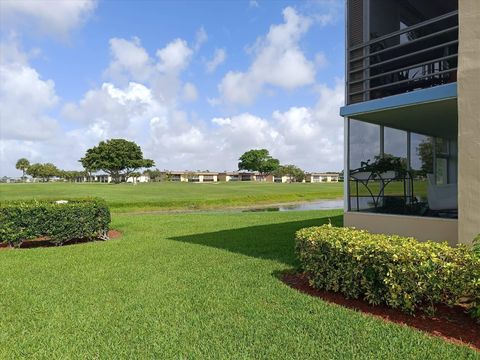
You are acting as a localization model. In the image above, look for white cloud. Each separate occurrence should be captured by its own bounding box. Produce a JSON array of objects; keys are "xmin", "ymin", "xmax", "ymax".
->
[
  {"xmin": 2, "ymin": 74, "xmax": 344, "ymax": 176},
  {"xmin": 211, "ymin": 117, "xmax": 231, "ymax": 126},
  {"xmin": 0, "ymin": 25, "xmax": 344, "ymax": 177},
  {"xmin": 0, "ymin": 0, "xmax": 97, "ymax": 38},
  {"xmin": 205, "ymin": 48, "xmax": 226, "ymax": 73},
  {"xmin": 194, "ymin": 26, "xmax": 208, "ymax": 51},
  {"xmin": 58, "ymin": 76, "xmax": 344, "ymax": 175},
  {"xmin": 0, "ymin": 41, "xmax": 60, "ymax": 142},
  {"xmin": 63, "ymin": 82, "xmax": 162, "ymax": 140},
  {"xmin": 182, "ymin": 83, "xmax": 198, "ymax": 102},
  {"xmin": 311, "ymin": 0, "xmax": 342, "ymax": 27},
  {"xmin": 156, "ymin": 38, "xmax": 193, "ymax": 74},
  {"xmin": 249, "ymin": 0, "xmax": 259, "ymax": 8},
  {"xmin": 102, "ymin": 36, "xmax": 195, "ymax": 104},
  {"xmin": 208, "ymin": 80, "xmax": 344, "ymax": 171},
  {"xmin": 0, "ymin": 37, "xmax": 29, "ymax": 65},
  {"xmin": 104, "ymin": 37, "xmax": 154, "ymax": 84},
  {"xmin": 218, "ymin": 7, "xmax": 315, "ymax": 105}
]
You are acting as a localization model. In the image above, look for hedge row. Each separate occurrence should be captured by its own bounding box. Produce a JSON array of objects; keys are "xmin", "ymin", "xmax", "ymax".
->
[
  {"xmin": 295, "ymin": 224, "xmax": 480, "ymax": 319},
  {"xmin": 0, "ymin": 198, "xmax": 110, "ymax": 247}
]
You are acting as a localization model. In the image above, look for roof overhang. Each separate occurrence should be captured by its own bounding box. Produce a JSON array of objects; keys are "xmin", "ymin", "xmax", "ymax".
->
[{"xmin": 340, "ymin": 83, "xmax": 458, "ymax": 139}]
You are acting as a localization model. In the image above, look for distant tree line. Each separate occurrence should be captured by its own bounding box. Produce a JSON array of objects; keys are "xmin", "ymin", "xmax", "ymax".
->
[
  {"xmin": 238, "ymin": 149, "xmax": 306, "ymax": 182},
  {"xmin": 15, "ymin": 139, "xmax": 154, "ymax": 184},
  {"xmin": 14, "ymin": 142, "xmax": 312, "ymax": 184}
]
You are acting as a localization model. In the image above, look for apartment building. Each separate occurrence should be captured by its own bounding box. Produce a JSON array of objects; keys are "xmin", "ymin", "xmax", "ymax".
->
[{"xmin": 340, "ymin": 0, "xmax": 479, "ymax": 245}]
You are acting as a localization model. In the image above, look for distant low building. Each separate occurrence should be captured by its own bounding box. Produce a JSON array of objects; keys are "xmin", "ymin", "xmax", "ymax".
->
[
  {"xmin": 68, "ymin": 170, "xmax": 340, "ymax": 184},
  {"xmin": 218, "ymin": 171, "xmax": 274, "ymax": 182},
  {"xmin": 305, "ymin": 172, "xmax": 340, "ymax": 183},
  {"xmin": 161, "ymin": 171, "xmax": 219, "ymax": 183},
  {"xmin": 126, "ymin": 175, "xmax": 150, "ymax": 183}
]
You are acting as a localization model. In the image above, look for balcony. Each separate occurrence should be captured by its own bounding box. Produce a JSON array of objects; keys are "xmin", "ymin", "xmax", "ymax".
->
[{"xmin": 348, "ymin": 10, "xmax": 458, "ymax": 104}]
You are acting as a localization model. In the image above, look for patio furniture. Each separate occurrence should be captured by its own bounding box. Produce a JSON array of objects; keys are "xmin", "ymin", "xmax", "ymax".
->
[{"xmin": 426, "ymin": 174, "xmax": 457, "ymax": 211}]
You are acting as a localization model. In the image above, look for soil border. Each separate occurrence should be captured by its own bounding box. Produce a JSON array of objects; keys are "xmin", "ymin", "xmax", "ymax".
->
[
  {"xmin": 0, "ymin": 229, "xmax": 122, "ymax": 250},
  {"xmin": 281, "ymin": 272, "xmax": 479, "ymax": 351}
]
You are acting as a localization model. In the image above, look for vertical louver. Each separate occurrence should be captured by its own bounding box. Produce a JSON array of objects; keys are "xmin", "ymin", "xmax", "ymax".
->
[
  {"xmin": 348, "ymin": 0, "xmax": 365, "ymax": 104},
  {"xmin": 348, "ymin": 0, "xmax": 364, "ymax": 47}
]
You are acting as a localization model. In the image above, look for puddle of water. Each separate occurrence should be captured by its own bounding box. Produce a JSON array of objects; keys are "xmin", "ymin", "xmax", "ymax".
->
[{"xmin": 243, "ymin": 199, "xmax": 344, "ymax": 212}]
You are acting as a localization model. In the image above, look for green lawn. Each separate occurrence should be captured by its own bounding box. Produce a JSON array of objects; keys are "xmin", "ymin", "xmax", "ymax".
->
[
  {"xmin": 0, "ymin": 181, "xmax": 343, "ymax": 212},
  {"xmin": 349, "ymin": 180, "xmax": 428, "ymax": 198},
  {"xmin": 0, "ymin": 210, "xmax": 477, "ymax": 359}
]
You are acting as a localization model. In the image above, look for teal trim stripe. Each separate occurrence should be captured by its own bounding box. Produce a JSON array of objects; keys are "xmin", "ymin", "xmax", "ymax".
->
[{"xmin": 340, "ymin": 83, "xmax": 457, "ymax": 117}]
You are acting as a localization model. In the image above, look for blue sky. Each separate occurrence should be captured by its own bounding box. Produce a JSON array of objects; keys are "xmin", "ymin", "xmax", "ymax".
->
[{"xmin": 0, "ymin": 0, "xmax": 345, "ymax": 176}]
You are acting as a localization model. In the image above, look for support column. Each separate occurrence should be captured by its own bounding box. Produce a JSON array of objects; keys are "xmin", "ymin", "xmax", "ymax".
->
[{"xmin": 458, "ymin": 0, "xmax": 480, "ymax": 245}]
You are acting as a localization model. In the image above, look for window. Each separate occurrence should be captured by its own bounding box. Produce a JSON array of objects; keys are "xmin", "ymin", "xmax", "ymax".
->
[
  {"xmin": 348, "ymin": 121, "xmax": 457, "ymax": 217},
  {"xmin": 384, "ymin": 127, "xmax": 407, "ymax": 159},
  {"xmin": 434, "ymin": 138, "xmax": 457, "ymax": 185},
  {"xmin": 349, "ymin": 120, "xmax": 381, "ymax": 170}
]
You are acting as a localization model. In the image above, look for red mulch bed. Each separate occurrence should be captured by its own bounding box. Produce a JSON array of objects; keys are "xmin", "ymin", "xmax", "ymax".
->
[
  {"xmin": 0, "ymin": 230, "xmax": 121, "ymax": 250},
  {"xmin": 281, "ymin": 272, "xmax": 480, "ymax": 351}
]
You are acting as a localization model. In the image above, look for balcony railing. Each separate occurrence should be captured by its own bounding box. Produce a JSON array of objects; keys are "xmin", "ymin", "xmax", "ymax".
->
[{"xmin": 347, "ymin": 11, "xmax": 458, "ymax": 104}]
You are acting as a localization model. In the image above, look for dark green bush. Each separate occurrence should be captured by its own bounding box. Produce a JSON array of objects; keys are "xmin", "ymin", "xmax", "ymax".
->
[
  {"xmin": 295, "ymin": 224, "xmax": 480, "ymax": 320},
  {"xmin": 473, "ymin": 234, "xmax": 480, "ymax": 257},
  {"xmin": 0, "ymin": 198, "xmax": 110, "ymax": 247}
]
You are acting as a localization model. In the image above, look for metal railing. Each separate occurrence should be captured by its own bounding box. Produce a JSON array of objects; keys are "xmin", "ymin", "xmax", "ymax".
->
[{"xmin": 347, "ymin": 10, "xmax": 458, "ymax": 104}]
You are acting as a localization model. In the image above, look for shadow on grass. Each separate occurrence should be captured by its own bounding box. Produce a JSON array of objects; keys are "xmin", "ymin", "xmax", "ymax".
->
[{"xmin": 170, "ymin": 214, "xmax": 343, "ymax": 266}]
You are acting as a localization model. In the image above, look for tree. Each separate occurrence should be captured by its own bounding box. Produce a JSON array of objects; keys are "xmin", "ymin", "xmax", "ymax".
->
[
  {"xmin": 129, "ymin": 171, "xmax": 142, "ymax": 185},
  {"xmin": 60, "ymin": 170, "xmax": 87, "ymax": 182},
  {"xmin": 25, "ymin": 163, "xmax": 59, "ymax": 182},
  {"xmin": 40, "ymin": 163, "xmax": 60, "ymax": 181},
  {"xmin": 238, "ymin": 149, "xmax": 279, "ymax": 175},
  {"xmin": 417, "ymin": 138, "xmax": 434, "ymax": 176},
  {"xmin": 26, "ymin": 163, "xmax": 42, "ymax": 180},
  {"xmin": 80, "ymin": 139, "xmax": 154, "ymax": 184},
  {"xmin": 274, "ymin": 164, "xmax": 305, "ymax": 182},
  {"xmin": 144, "ymin": 168, "xmax": 162, "ymax": 182},
  {"xmin": 15, "ymin": 158, "xmax": 30, "ymax": 181}
]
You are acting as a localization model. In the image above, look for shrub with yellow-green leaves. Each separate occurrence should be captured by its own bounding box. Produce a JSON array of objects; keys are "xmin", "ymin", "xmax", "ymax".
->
[{"xmin": 295, "ymin": 224, "xmax": 480, "ymax": 320}]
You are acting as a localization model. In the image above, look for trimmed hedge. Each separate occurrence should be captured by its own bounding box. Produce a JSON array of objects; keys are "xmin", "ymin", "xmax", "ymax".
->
[
  {"xmin": 295, "ymin": 224, "xmax": 480, "ymax": 319},
  {"xmin": 0, "ymin": 198, "xmax": 110, "ymax": 247},
  {"xmin": 473, "ymin": 234, "xmax": 480, "ymax": 257}
]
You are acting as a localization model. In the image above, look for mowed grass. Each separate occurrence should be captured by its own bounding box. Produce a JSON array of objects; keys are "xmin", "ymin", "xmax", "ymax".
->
[
  {"xmin": 349, "ymin": 180, "xmax": 428, "ymax": 198},
  {"xmin": 0, "ymin": 181, "xmax": 343, "ymax": 212},
  {"xmin": 0, "ymin": 210, "xmax": 477, "ymax": 359}
]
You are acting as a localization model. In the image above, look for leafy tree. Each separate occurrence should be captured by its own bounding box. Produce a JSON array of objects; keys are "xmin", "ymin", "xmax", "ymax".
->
[
  {"xmin": 284, "ymin": 165, "xmax": 306, "ymax": 182},
  {"xmin": 39, "ymin": 163, "xmax": 60, "ymax": 182},
  {"xmin": 274, "ymin": 165, "xmax": 305, "ymax": 182},
  {"xmin": 238, "ymin": 149, "xmax": 280, "ymax": 175},
  {"xmin": 80, "ymin": 139, "xmax": 154, "ymax": 183},
  {"xmin": 60, "ymin": 170, "xmax": 88, "ymax": 182},
  {"xmin": 15, "ymin": 158, "xmax": 30, "ymax": 181},
  {"xmin": 144, "ymin": 168, "xmax": 162, "ymax": 182},
  {"xmin": 26, "ymin": 163, "xmax": 59, "ymax": 182},
  {"xmin": 26, "ymin": 163, "xmax": 42, "ymax": 180},
  {"xmin": 417, "ymin": 138, "xmax": 434, "ymax": 176},
  {"xmin": 362, "ymin": 154, "xmax": 407, "ymax": 175}
]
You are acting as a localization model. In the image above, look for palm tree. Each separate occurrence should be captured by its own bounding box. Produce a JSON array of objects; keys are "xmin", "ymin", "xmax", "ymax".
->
[{"xmin": 15, "ymin": 158, "xmax": 30, "ymax": 182}]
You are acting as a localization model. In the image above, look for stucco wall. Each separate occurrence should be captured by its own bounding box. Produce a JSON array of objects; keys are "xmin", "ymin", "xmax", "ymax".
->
[
  {"xmin": 458, "ymin": 0, "xmax": 480, "ymax": 245},
  {"xmin": 344, "ymin": 212, "xmax": 458, "ymax": 246}
]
